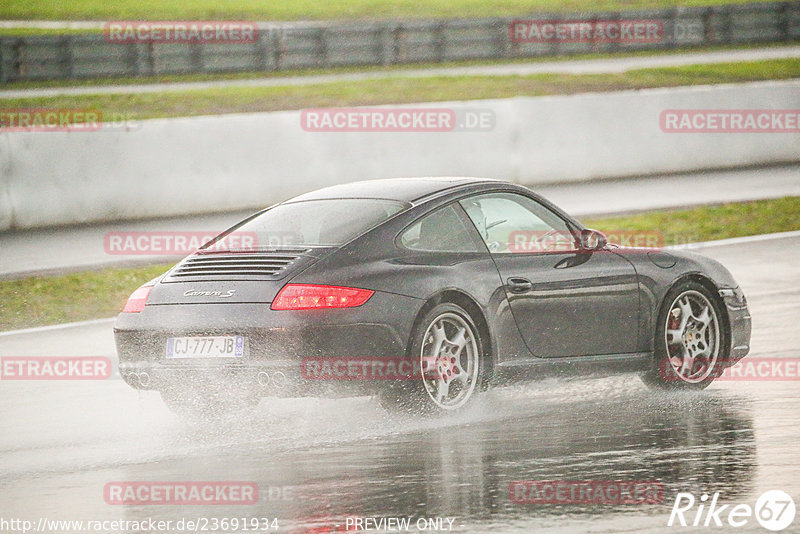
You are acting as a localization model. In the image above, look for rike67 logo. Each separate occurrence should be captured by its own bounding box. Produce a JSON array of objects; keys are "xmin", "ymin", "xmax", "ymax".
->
[{"xmin": 668, "ymin": 490, "xmax": 796, "ymax": 531}]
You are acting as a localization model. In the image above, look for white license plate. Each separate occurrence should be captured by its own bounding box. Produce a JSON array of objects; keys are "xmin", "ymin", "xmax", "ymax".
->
[{"xmin": 166, "ymin": 336, "xmax": 245, "ymax": 359}]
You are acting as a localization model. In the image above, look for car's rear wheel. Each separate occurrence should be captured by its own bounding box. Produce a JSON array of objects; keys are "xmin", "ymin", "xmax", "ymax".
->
[
  {"xmin": 642, "ymin": 281, "xmax": 725, "ymax": 390},
  {"xmin": 379, "ymin": 303, "xmax": 483, "ymax": 413}
]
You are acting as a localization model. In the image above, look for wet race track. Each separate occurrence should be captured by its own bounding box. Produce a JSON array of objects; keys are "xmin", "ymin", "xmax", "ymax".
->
[{"xmin": 1, "ymin": 235, "xmax": 798, "ymax": 534}]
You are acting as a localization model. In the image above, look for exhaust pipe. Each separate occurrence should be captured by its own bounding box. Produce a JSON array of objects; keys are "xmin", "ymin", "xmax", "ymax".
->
[
  {"xmin": 138, "ymin": 372, "xmax": 150, "ymax": 388},
  {"xmin": 272, "ymin": 371, "xmax": 287, "ymax": 388},
  {"xmin": 257, "ymin": 371, "xmax": 270, "ymax": 387}
]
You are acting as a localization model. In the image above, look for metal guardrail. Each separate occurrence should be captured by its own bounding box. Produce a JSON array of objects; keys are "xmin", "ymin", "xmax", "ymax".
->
[{"xmin": 1, "ymin": 1, "xmax": 798, "ymax": 82}]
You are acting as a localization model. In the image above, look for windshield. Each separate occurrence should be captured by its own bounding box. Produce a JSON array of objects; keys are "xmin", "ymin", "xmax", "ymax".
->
[{"xmin": 211, "ymin": 199, "xmax": 407, "ymax": 249}]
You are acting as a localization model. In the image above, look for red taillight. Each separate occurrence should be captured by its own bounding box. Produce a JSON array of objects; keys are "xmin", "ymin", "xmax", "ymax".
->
[
  {"xmin": 122, "ymin": 285, "xmax": 153, "ymax": 313},
  {"xmin": 271, "ymin": 284, "xmax": 374, "ymax": 310}
]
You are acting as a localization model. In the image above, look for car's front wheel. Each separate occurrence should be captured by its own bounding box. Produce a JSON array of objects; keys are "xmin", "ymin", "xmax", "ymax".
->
[
  {"xmin": 379, "ymin": 303, "xmax": 483, "ymax": 413},
  {"xmin": 642, "ymin": 281, "xmax": 725, "ymax": 390}
]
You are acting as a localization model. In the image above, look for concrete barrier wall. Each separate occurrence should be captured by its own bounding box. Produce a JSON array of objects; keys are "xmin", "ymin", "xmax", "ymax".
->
[
  {"xmin": 0, "ymin": 134, "xmax": 11, "ymax": 230},
  {"xmin": 1, "ymin": 80, "xmax": 799, "ymax": 231}
]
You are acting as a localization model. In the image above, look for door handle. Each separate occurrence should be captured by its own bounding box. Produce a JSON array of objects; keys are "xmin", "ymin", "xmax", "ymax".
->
[{"xmin": 507, "ymin": 277, "xmax": 532, "ymax": 293}]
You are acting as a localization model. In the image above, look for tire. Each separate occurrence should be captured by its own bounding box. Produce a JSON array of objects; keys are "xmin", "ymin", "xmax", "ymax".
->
[
  {"xmin": 379, "ymin": 303, "xmax": 484, "ymax": 413},
  {"xmin": 642, "ymin": 280, "xmax": 727, "ymax": 390}
]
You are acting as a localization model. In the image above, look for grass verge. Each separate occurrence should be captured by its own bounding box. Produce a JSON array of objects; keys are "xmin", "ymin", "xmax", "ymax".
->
[
  {"xmin": 0, "ymin": 0, "xmax": 772, "ymax": 22},
  {"xmin": 2, "ymin": 58, "xmax": 798, "ymax": 121},
  {"xmin": 1, "ymin": 196, "xmax": 798, "ymax": 332},
  {"xmin": 0, "ymin": 263, "xmax": 172, "ymax": 331},
  {"xmin": 582, "ymin": 196, "xmax": 800, "ymax": 246}
]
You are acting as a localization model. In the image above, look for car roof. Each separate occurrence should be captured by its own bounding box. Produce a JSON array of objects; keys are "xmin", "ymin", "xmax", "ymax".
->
[{"xmin": 285, "ymin": 177, "xmax": 503, "ymax": 203}]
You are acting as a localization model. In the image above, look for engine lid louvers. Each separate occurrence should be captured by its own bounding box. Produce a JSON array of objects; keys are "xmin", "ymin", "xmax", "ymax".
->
[{"xmin": 163, "ymin": 249, "xmax": 310, "ymax": 282}]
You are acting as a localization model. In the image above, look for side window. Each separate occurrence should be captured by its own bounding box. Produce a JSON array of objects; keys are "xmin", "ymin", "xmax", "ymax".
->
[
  {"xmin": 459, "ymin": 193, "xmax": 578, "ymax": 254},
  {"xmin": 399, "ymin": 204, "xmax": 483, "ymax": 252}
]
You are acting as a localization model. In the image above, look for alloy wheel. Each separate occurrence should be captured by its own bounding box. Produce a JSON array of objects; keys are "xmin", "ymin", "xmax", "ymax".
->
[
  {"xmin": 664, "ymin": 290, "xmax": 721, "ymax": 384},
  {"xmin": 419, "ymin": 312, "xmax": 480, "ymax": 409}
]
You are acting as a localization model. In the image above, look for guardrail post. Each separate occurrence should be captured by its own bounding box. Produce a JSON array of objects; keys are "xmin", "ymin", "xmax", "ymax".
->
[
  {"xmin": 11, "ymin": 38, "xmax": 23, "ymax": 82},
  {"xmin": 434, "ymin": 22, "xmax": 446, "ymax": 62},
  {"xmin": 778, "ymin": 2, "xmax": 790, "ymax": 42},
  {"xmin": 610, "ymin": 13, "xmax": 623, "ymax": 54},
  {"xmin": 721, "ymin": 5, "xmax": 733, "ymax": 44},
  {"xmin": 553, "ymin": 15, "xmax": 566, "ymax": 56},
  {"xmin": 378, "ymin": 25, "xmax": 392, "ymax": 65},
  {"xmin": 0, "ymin": 39, "xmax": 6, "ymax": 83},
  {"xmin": 507, "ymin": 19, "xmax": 521, "ymax": 58},
  {"xmin": 588, "ymin": 16, "xmax": 599, "ymax": 54},
  {"xmin": 667, "ymin": 9, "xmax": 679, "ymax": 49},
  {"xmin": 272, "ymin": 29, "xmax": 284, "ymax": 70},
  {"xmin": 59, "ymin": 36, "xmax": 74, "ymax": 79},
  {"xmin": 189, "ymin": 42, "xmax": 203, "ymax": 74},
  {"xmin": 125, "ymin": 40, "xmax": 139, "ymax": 76},
  {"xmin": 317, "ymin": 28, "xmax": 329, "ymax": 68},
  {"xmin": 701, "ymin": 7, "xmax": 713, "ymax": 45},
  {"xmin": 393, "ymin": 25, "xmax": 405, "ymax": 64},
  {"xmin": 257, "ymin": 28, "xmax": 272, "ymax": 71},
  {"xmin": 144, "ymin": 42, "xmax": 155, "ymax": 76},
  {"xmin": 494, "ymin": 19, "xmax": 510, "ymax": 59}
]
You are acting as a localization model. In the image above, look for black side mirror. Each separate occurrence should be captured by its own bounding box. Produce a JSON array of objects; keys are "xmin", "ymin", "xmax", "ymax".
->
[{"xmin": 580, "ymin": 228, "xmax": 607, "ymax": 251}]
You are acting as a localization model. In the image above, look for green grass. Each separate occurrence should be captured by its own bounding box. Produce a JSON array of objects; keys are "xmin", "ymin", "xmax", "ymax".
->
[
  {"xmin": 2, "ymin": 58, "xmax": 798, "ymax": 122},
  {"xmin": 1, "ymin": 196, "xmax": 798, "ymax": 332},
  {"xmin": 0, "ymin": 264, "xmax": 172, "ymax": 331},
  {"xmin": 0, "ymin": 27, "xmax": 109, "ymax": 36},
  {"xmin": 583, "ymin": 196, "xmax": 800, "ymax": 246},
  {"xmin": 0, "ymin": 0, "xmax": 774, "ymax": 22}
]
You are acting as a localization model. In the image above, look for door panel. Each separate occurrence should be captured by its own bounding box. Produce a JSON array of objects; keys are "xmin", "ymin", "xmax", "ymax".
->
[
  {"xmin": 492, "ymin": 251, "xmax": 640, "ymax": 357},
  {"xmin": 459, "ymin": 192, "xmax": 640, "ymax": 358}
]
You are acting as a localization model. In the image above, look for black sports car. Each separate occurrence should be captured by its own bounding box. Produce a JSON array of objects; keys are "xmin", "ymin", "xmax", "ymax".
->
[{"xmin": 114, "ymin": 178, "xmax": 751, "ymax": 415}]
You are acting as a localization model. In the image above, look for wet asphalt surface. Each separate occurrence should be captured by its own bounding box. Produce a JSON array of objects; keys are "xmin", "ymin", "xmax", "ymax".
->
[{"xmin": 1, "ymin": 236, "xmax": 798, "ymax": 533}]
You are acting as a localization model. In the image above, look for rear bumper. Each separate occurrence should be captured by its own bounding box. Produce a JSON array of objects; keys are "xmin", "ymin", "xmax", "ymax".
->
[
  {"xmin": 117, "ymin": 359, "xmax": 392, "ymax": 397},
  {"xmin": 114, "ymin": 291, "xmax": 423, "ymax": 396}
]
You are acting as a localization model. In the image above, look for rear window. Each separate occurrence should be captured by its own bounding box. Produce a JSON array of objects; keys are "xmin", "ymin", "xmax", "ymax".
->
[{"xmin": 220, "ymin": 199, "xmax": 406, "ymax": 247}]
